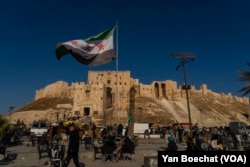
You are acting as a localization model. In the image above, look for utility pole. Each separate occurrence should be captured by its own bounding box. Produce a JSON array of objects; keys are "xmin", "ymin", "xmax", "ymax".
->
[
  {"xmin": 171, "ymin": 53, "xmax": 195, "ymax": 134},
  {"xmin": 128, "ymin": 87, "xmax": 136, "ymax": 137}
]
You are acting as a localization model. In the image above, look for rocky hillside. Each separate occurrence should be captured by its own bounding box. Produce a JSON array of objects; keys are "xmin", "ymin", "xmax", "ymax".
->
[
  {"xmin": 6, "ymin": 93, "xmax": 250, "ymax": 127},
  {"xmin": 134, "ymin": 92, "xmax": 250, "ymax": 127},
  {"xmin": 14, "ymin": 97, "xmax": 73, "ymax": 112}
]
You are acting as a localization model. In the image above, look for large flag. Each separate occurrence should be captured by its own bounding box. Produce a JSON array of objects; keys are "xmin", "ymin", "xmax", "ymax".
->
[{"xmin": 55, "ymin": 26, "xmax": 116, "ymax": 66}]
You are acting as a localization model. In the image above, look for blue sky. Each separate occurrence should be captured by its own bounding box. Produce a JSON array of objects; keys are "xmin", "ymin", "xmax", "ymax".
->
[{"xmin": 1, "ymin": 0, "xmax": 250, "ymax": 114}]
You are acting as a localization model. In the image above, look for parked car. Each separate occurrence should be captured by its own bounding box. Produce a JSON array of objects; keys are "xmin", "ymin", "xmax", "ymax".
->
[{"xmin": 30, "ymin": 121, "xmax": 48, "ymax": 146}]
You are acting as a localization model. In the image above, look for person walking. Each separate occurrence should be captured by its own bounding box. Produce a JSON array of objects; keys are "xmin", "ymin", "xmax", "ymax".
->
[
  {"xmin": 166, "ymin": 136, "xmax": 178, "ymax": 151},
  {"xmin": 234, "ymin": 127, "xmax": 242, "ymax": 150},
  {"xmin": 195, "ymin": 135, "xmax": 203, "ymax": 151},
  {"xmin": 63, "ymin": 123, "xmax": 80, "ymax": 167},
  {"xmin": 186, "ymin": 136, "xmax": 196, "ymax": 151}
]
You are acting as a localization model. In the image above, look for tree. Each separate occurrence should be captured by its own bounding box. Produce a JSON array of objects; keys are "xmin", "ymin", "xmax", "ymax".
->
[
  {"xmin": 0, "ymin": 115, "xmax": 11, "ymax": 140},
  {"xmin": 238, "ymin": 62, "xmax": 250, "ymax": 96}
]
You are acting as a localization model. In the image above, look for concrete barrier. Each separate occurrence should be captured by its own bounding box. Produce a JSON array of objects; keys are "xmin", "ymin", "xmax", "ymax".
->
[
  {"xmin": 144, "ymin": 156, "xmax": 158, "ymax": 167},
  {"xmin": 138, "ymin": 138, "xmax": 166, "ymax": 145},
  {"xmin": 138, "ymin": 134, "xmax": 161, "ymax": 139}
]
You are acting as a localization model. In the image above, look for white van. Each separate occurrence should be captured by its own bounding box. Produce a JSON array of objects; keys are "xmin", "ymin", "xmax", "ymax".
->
[
  {"xmin": 122, "ymin": 122, "xmax": 149, "ymax": 136},
  {"xmin": 30, "ymin": 121, "xmax": 48, "ymax": 137}
]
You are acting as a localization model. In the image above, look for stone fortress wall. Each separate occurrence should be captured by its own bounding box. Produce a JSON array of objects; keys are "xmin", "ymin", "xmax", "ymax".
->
[{"xmin": 35, "ymin": 71, "xmax": 250, "ymax": 122}]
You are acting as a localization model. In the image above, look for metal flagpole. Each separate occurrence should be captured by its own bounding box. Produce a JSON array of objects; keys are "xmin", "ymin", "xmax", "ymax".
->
[{"xmin": 115, "ymin": 21, "xmax": 119, "ymax": 123}]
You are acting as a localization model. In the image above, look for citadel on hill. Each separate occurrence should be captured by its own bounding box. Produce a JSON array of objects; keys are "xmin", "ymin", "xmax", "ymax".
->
[{"xmin": 11, "ymin": 71, "xmax": 250, "ymax": 126}]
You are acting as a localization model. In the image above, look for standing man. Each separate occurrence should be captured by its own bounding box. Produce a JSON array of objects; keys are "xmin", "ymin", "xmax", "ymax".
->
[
  {"xmin": 234, "ymin": 127, "xmax": 242, "ymax": 150},
  {"xmin": 63, "ymin": 123, "xmax": 80, "ymax": 167},
  {"xmin": 91, "ymin": 123, "xmax": 96, "ymax": 142}
]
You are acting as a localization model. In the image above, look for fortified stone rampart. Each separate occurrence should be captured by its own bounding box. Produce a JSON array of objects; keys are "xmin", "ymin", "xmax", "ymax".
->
[
  {"xmin": 140, "ymin": 84, "xmax": 154, "ymax": 98},
  {"xmin": 34, "ymin": 71, "xmax": 249, "ymax": 122},
  {"xmin": 35, "ymin": 81, "xmax": 69, "ymax": 100}
]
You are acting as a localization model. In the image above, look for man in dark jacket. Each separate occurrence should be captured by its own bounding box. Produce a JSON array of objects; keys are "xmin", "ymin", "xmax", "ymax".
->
[
  {"xmin": 166, "ymin": 136, "xmax": 178, "ymax": 151},
  {"xmin": 63, "ymin": 123, "xmax": 80, "ymax": 167},
  {"xmin": 186, "ymin": 136, "xmax": 196, "ymax": 151}
]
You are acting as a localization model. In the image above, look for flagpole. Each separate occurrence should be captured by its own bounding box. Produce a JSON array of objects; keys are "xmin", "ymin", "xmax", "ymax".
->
[{"xmin": 115, "ymin": 21, "xmax": 119, "ymax": 123}]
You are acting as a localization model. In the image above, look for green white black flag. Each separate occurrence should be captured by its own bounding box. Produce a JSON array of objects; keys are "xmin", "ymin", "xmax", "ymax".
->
[{"xmin": 55, "ymin": 26, "xmax": 116, "ymax": 66}]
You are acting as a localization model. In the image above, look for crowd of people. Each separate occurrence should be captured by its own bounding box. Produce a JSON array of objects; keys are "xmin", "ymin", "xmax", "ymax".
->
[
  {"xmin": 32, "ymin": 121, "xmax": 134, "ymax": 166},
  {"xmin": 2, "ymin": 119, "xmax": 249, "ymax": 166},
  {"xmin": 164, "ymin": 123, "xmax": 249, "ymax": 151},
  {"xmin": 0, "ymin": 120, "xmax": 27, "ymax": 146}
]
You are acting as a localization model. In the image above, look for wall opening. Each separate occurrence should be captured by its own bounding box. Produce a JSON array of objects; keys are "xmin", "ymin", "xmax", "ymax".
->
[
  {"xmin": 161, "ymin": 83, "xmax": 166, "ymax": 98},
  {"xmin": 83, "ymin": 107, "xmax": 90, "ymax": 116},
  {"xmin": 106, "ymin": 87, "xmax": 112, "ymax": 108},
  {"xmin": 154, "ymin": 82, "xmax": 159, "ymax": 99}
]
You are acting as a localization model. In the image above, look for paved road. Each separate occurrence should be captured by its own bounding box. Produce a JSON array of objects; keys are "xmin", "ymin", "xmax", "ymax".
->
[
  {"xmin": 8, "ymin": 136, "xmax": 250, "ymax": 167},
  {"xmin": 2, "ymin": 137, "xmax": 178, "ymax": 167}
]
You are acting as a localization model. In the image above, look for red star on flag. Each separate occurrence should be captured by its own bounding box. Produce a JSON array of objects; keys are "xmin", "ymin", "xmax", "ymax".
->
[
  {"xmin": 85, "ymin": 44, "xmax": 91, "ymax": 51},
  {"xmin": 98, "ymin": 43, "xmax": 104, "ymax": 51},
  {"xmin": 71, "ymin": 40, "xmax": 78, "ymax": 46}
]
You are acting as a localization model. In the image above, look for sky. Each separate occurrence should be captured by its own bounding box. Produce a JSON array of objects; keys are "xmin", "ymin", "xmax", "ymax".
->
[{"xmin": 1, "ymin": 0, "xmax": 250, "ymax": 114}]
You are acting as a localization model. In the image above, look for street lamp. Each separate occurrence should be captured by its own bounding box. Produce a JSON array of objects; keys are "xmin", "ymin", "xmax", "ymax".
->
[
  {"xmin": 171, "ymin": 53, "xmax": 195, "ymax": 134},
  {"xmin": 9, "ymin": 106, "xmax": 15, "ymax": 122}
]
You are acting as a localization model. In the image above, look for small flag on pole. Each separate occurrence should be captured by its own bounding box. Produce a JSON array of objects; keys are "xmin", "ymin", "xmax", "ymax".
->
[{"xmin": 55, "ymin": 26, "xmax": 116, "ymax": 66}]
